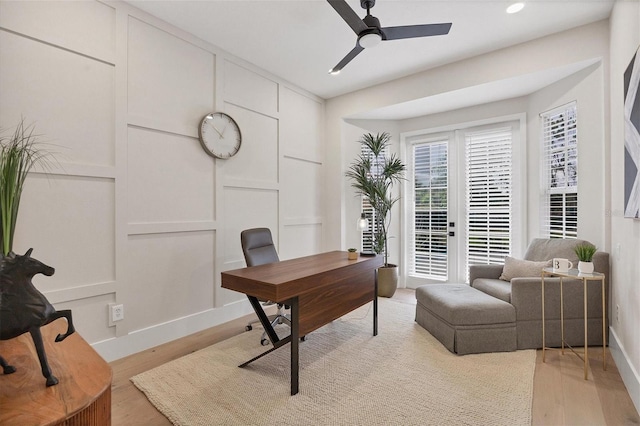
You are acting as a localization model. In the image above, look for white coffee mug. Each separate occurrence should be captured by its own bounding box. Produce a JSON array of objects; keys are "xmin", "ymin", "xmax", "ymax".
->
[{"xmin": 552, "ymin": 258, "xmax": 573, "ymax": 272}]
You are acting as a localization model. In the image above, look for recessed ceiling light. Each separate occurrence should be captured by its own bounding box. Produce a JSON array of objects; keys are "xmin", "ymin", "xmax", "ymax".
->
[{"xmin": 506, "ymin": 2, "xmax": 525, "ymax": 14}]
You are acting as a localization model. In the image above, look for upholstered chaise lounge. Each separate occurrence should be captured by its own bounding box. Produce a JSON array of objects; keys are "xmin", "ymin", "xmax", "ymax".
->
[{"xmin": 416, "ymin": 238, "xmax": 610, "ymax": 354}]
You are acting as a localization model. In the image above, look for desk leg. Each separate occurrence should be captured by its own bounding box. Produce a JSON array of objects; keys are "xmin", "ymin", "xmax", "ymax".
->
[
  {"xmin": 247, "ymin": 296, "xmax": 280, "ymax": 345},
  {"xmin": 584, "ymin": 278, "xmax": 588, "ymax": 380},
  {"xmin": 290, "ymin": 297, "xmax": 299, "ymax": 396},
  {"xmin": 542, "ymin": 274, "xmax": 545, "ymax": 363},
  {"xmin": 602, "ymin": 277, "xmax": 607, "ymax": 371},
  {"xmin": 561, "ymin": 278, "xmax": 564, "ymax": 355},
  {"xmin": 374, "ymin": 268, "xmax": 378, "ymax": 337}
]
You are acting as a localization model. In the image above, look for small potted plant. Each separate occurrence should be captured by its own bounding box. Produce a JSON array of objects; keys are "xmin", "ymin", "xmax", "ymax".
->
[
  {"xmin": 347, "ymin": 248, "xmax": 358, "ymax": 260},
  {"xmin": 574, "ymin": 243, "xmax": 597, "ymax": 273}
]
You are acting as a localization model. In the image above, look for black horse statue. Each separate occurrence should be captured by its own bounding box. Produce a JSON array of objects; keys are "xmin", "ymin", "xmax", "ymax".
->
[{"xmin": 0, "ymin": 249, "xmax": 75, "ymax": 386}]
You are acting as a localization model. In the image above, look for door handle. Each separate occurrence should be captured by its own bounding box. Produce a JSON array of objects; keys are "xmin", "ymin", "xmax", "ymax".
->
[{"xmin": 448, "ymin": 231, "xmax": 455, "ymax": 237}]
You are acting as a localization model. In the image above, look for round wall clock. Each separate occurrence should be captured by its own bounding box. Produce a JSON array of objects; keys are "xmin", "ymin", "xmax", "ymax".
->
[{"xmin": 198, "ymin": 112, "xmax": 242, "ymax": 159}]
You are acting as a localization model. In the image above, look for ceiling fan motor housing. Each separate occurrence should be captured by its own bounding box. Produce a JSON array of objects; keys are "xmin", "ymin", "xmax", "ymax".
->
[{"xmin": 360, "ymin": 0, "xmax": 376, "ymax": 10}]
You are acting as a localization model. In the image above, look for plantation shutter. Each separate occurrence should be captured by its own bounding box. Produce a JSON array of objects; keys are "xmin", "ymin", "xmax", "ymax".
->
[
  {"xmin": 409, "ymin": 141, "xmax": 448, "ymax": 280},
  {"xmin": 541, "ymin": 102, "xmax": 578, "ymax": 239},
  {"xmin": 465, "ymin": 127, "xmax": 512, "ymax": 270}
]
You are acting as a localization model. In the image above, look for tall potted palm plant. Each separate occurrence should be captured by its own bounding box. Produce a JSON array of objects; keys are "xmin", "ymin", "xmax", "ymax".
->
[{"xmin": 346, "ymin": 132, "xmax": 405, "ymax": 297}]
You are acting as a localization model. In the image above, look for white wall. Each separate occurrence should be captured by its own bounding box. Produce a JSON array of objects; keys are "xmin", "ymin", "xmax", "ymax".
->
[
  {"xmin": 608, "ymin": 0, "xmax": 640, "ymax": 412},
  {"xmin": 0, "ymin": 0, "xmax": 324, "ymax": 361}
]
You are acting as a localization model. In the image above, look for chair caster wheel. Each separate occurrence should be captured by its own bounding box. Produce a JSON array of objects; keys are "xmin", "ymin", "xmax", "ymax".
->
[
  {"xmin": 261, "ymin": 338, "xmax": 270, "ymax": 346},
  {"xmin": 301, "ymin": 336, "xmax": 306, "ymax": 342},
  {"xmin": 245, "ymin": 325, "xmax": 252, "ymax": 331}
]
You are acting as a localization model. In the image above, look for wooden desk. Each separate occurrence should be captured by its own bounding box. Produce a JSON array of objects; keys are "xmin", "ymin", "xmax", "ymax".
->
[
  {"xmin": 0, "ymin": 320, "xmax": 112, "ymax": 425},
  {"xmin": 221, "ymin": 250, "xmax": 382, "ymax": 395}
]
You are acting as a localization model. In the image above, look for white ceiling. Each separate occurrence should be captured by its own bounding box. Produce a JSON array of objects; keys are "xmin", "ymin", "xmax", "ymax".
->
[{"xmin": 128, "ymin": 0, "xmax": 614, "ymax": 102}]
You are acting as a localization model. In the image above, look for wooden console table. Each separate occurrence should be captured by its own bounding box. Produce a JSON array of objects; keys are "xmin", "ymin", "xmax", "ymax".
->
[{"xmin": 0, "ymin": 320, "xmax": 112, "ymax": 425}]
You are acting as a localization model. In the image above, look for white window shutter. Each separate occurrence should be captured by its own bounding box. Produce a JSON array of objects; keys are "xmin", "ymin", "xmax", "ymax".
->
[
  {"xmin": 541, "ymin": 102, "xmax": 578, "ymax": 239},
  {"xmin": 465, "ymin": 127, "xmax": 513, "ymax": 270}
]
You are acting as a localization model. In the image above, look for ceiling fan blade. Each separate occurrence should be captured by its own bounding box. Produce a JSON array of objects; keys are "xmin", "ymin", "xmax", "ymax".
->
[
  {"xmin": 327, "ymin": 0, "xmax": 368, "ymax": 35},
  {"xmin": 382, "ymin": 23, "xmax": 452, "ymax": 41},
  {"xmin": 330, "ymin": 44, "xmax": 365, "ymax": 73}
]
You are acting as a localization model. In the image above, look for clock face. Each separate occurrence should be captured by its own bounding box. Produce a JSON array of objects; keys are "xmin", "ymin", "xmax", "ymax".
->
[{"xmin": 198, "ymin": 112, "xmax": 242, "ymax": 159}]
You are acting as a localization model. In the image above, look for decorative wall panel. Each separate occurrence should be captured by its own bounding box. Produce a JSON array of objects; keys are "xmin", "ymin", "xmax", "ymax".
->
[
  {"xmin": 0, "ymin": 0, "xmax": 115, "ymax": 63},
  {"xmin": 128, "ymin": 127, "xmax": 215, "ymax": 224},
  {"xmin": 128, "ymin": 17, "xmax": 214, "ymax": 137},
  {"xmin": 224, "ymin": 60, "xmax": 278, "ymax": 117},
  {"xmin": 54, "ymin": 293, "xmax": 116, "ymax": 343},
  {"xmin": 281, "ymin": 157, "xmax": 322, "ymax": 220},
  {"xmin": 280, "ymin": 87, "xmax": 323, "ymax": 163},
  {"xmin": 13, "ymin": 174, "xmax": 115, "ymax": 291},
  {"xmin": 0, "ymin": 32, "xmax": 115, "ymax": 167},
  {"xmin": 280, "ymin": 224, "xmax": 322, "ymax": 261},
  {"xmin": 222, "ymin": 187, "xmax": 279, "ymax": 265},
  {"xmin": 223, "ymin": 103, "xmax": 279, "ymax": 184},
  {"xmin": 127, "ymin": 231, "xmax": 215, "ymax": 331}
]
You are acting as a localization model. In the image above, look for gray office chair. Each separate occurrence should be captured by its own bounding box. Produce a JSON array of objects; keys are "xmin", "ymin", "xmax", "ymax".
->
[{"xmin": 241, "ymin": 228, "xmax": 291, "ymax": 346}]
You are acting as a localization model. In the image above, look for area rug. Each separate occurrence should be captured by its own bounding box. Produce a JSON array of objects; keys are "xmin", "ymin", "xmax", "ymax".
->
[{"xmin": 131, "ymin": 298, "xmax": 535, "ymax": 426}]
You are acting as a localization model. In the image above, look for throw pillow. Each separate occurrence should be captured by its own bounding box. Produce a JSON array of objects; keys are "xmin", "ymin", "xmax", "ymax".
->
[{"xmin": 499, "ymin": 257, "xmax": 551, "ymax": 281}]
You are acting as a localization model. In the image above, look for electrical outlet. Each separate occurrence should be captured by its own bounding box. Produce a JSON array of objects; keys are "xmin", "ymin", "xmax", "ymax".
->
[
  {"xmin": 109, "ymin": 303, "xmax": 124, "ymax": 326},
  {"xmin": 616, "ymin": 304, "xmax": 620, "ymax": 325}
]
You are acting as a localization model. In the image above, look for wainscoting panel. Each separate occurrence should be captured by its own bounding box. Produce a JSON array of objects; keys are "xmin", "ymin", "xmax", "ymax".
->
[
  {"xmin": 281, "ymin": 156, "xmax": 322, "ymax": 221},
  {"xmin": 13, "ymin": 174, "xmax": 116, "ymax": 290},
  {"xmin": 127, "ymin": 126, "xmax": 215, "ymax": 224},
  {"xmin": 127, "ymin": 231, "xmax": 215, "ymax": 332},
  {"xmin": 224, "ymin": 60, "xmax": 278, "ymax": 117},
  {"xmin": 53, "ymin": 293, "xmax": 117, "ymax": 343},
  {"xmin": 222, "ymin": 187, "xmax": 279, "ymax": 265},
  {"xmin": 222, "ymin": 103, "xmax": 279, "ymax": 184},
  {"xmin": 280, "ymin": 223, "xmax": 323, "ymax": 261},
  {"xmin": 0, "ymin": 31, "xmax": 115, "ymax": 167},
  {"xmin": 280, "ymin": 87, "xmax": 323, "ymax": 163},
  {"xmin": 0, "ymin": 0, "xmax": 115, "ymax": 63},
  {"xmin": 127, "ymin": 17, "xmax": 214, "ymax": 137}
]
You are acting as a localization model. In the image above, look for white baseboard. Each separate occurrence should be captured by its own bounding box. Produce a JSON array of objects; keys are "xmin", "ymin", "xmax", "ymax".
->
[
  {"xmin": 609, "ymin": 327, "xmax": 640, "ymax": 414},
  {"xmin": 91, "ymin": 300, "xmax": 255, "ymax": 362}
]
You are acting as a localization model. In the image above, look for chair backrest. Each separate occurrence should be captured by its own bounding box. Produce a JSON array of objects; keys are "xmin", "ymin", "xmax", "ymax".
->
[{"xmin": 241, "ymin": 228, "xmax": 279, "ymax": 267}]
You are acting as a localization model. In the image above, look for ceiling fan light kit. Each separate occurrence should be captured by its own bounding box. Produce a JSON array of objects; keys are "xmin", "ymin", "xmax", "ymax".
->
[{"xmin": 327, "ymin": 0, "xmax": 452, "ymax": 73}]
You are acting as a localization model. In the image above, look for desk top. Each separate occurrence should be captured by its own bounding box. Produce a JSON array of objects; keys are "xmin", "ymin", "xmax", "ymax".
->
[
  {"xmin": 221, "ymin": 251, "xmax": 382, "ymax": 302},
  {"xmin": 542, "ymin": 267, "xmax": 604, "ymax": 280}
]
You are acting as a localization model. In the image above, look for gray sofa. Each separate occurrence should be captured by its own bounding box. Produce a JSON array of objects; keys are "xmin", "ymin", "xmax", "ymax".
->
[
  {"xmin": 415, "ymin": 238, "xmax": 609, "ymax": 354},
  {"xmin": 470, "ymin": 238, "xmax": 610, "ymax": 349}
]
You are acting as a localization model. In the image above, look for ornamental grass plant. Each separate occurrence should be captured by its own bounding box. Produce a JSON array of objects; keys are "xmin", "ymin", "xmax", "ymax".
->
[{"xmin": 0, "ymin": 119, "xmax": 50, "ymax": 256}]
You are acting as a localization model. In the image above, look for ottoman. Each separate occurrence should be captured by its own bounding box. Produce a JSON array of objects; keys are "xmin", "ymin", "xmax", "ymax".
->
[{"xmin": 415, "ymin": 284, "xmax": 517, "ymax": 355}]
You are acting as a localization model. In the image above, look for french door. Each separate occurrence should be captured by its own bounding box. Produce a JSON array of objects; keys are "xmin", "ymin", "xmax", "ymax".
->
[
  {"xmin": 403, "ymin": 121, "xmax": 521, "ymax": 288},
  {"xmin": 405, "ymin": 134, "xmax": 457, "ymax": 287}
]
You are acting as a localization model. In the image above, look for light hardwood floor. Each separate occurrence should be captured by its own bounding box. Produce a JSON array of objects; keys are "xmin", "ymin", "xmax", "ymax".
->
[{"xmin": 110, "ymin": 289, "xmax": 640, "ymax": 425}]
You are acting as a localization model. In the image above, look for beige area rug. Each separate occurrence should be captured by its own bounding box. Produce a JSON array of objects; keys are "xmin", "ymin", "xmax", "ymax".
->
[{"xmin": 131, "ymin": 298, "xmax": 535, "ymax": 426}]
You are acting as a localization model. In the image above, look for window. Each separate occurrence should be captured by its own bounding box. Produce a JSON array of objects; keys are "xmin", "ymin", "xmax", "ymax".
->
[
  {"xmin": 465, "ymin": 127, "xmax": 513, "ymax": 269},
  {"xmin": 541, "ymin": 103, "xmax": 578, "ymax": 239}
]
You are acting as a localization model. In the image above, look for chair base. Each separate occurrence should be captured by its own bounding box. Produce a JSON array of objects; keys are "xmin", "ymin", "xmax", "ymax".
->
[{"xmin": 246, "ymin": 303, "xmax": 291, "ymax": 345}]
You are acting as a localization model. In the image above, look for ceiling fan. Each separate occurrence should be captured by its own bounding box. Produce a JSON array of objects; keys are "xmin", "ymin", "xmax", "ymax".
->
[{"xmin": 327, "ymin": 0, "xmax": 452, "ymax": 74}]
